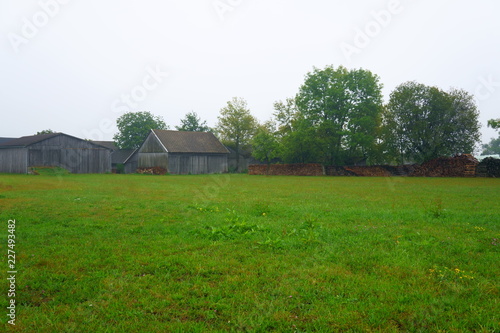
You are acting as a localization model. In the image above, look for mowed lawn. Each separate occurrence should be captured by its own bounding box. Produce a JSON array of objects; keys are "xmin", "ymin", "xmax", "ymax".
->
[{"xmin": 0, "ymin": 173, "xmax": 499, "ymax": 332}]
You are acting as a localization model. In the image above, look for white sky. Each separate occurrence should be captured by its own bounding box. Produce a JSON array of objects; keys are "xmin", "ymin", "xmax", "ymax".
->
[{"xmin": 1, "ymin": 0, "xmax": 499, "ymax": 145}]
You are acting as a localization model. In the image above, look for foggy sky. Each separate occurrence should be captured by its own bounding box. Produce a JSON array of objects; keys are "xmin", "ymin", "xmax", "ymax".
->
[{"xmin": 1, "ymin": 0, "xmax": 499, "ymax": 147}]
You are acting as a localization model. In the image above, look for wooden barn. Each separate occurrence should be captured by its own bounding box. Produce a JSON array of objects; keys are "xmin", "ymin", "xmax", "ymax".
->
[
  {"xmin": 137, "ymin": 130, "xmax": 229, "ymax": 174},
  {"xmin": 0, "ymin": 133, "xmax": 112, "ymax": 174}
]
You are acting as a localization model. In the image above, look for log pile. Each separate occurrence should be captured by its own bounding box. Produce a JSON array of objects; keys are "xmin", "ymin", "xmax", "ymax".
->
[
  {"xmin": 343, "ymin": 166, "xmax": 392, "ymax": 177},
  {"xmin": 381, "ymin": 165, "xmax": 418, "ymax": 177},
  {"xmin": 411, "ymin": 154, "xmax": 478, "ymax": 177},
  {"xmin": 136, "ymin": 167, "xmax": 168, "ymax": 175},
  {"xmin": 248, "ymin": 164, "xmax": 324, "ymax": 176},
  {"xmin": 325, "ymin": 166, "xmax": 357, "ymax": 176},
  {"xmin": 477, "ymin": 157, "xmax": 500, "ymax": 177}
]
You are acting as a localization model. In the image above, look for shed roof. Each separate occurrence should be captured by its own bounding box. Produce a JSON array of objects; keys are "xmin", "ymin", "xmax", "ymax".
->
[
  {"xmin": 152, "ymin": 130, "xmax": 229, "ymax": 154},
  {"xmin": 0, "ymin": 133, "xmax": 112, "ymax": 150},
  {"xmin": 93, "ymin": 141, "xmax": 118, "ymax": 151},
  {"xmin": 112, "ymin": 149, "xmax": 137, "ymax": 164},
  {"xmin": 0, "ymin": 137, "xmax": 17, "ymax": 145}
]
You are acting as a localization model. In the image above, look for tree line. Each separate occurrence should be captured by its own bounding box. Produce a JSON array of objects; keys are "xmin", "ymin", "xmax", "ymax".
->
[{"xmin": 103, "ymin": 65, "xmax": 497, "ymax": 170}]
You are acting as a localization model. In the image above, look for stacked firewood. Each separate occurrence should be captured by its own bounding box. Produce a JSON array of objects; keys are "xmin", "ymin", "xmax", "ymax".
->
[
  {"xmin": 412, "ymin": 154, "xmax": 478, "ymax": 177},
  {"xmin": 248, "ymin": 164, "xmax": 324, "ymax": 176},
  {"xmin": 136, "ymin": 167, "xmax": 168, "ymax": 175},
  {"xmin": 477, "ymin": 158, "xmax": 500, "ymax": 177}
]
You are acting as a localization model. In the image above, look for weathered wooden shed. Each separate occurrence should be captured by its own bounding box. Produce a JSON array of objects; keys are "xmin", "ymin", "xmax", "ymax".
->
[
  {"xmin": 0, "ymin": 133, "xmax": 112, "ymax": 174},
  {"xmin": 137, "ymin": 130, "xmax": 229, "ymax": 174}
]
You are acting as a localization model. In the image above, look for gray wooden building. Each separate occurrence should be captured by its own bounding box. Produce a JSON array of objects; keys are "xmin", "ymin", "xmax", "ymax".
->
[
  {"xmin": 137, "ymin": 130, "xmax": 229, "ymax": 174},
  {"xmin": 0, "ymin": 133, "xmax": 112, "ymax": 174}
]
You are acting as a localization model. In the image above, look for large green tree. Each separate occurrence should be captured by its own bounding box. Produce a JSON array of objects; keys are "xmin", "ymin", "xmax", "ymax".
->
[
  {"xmin": 114, "ymin": 111, "xmax": 168, "ymax": 149},
  {"xmin": 175, "ymin": 111, "xmax": 210, "ymax": 132},
  {"xmin": 216, "ymin": 97, "xmax": 257, "ymax": 171},
  {"xmin": 272, "ymin": 98, "xmax": 317, "ymax": 163},
  {"xmin": 384, "ymin": 82, "xmax": 481, "ymax": 164},
  {"xmin": 295, "ymin": 65, "xmax": 383, "ymax": 165}
]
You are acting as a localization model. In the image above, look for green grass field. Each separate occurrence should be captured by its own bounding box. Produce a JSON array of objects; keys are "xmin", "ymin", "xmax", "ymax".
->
[{"xmin": 1, "ymin": 173, "xmax": 499, "ymax": 332}]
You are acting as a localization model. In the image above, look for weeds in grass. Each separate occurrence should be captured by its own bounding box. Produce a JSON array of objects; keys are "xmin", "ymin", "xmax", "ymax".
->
[
  {"xmin": 257, "ymin": 236, "xmax": 284, "ymax": 249},
  {"xmin": 422, "ymin": 197, "xmax": 445, "ymax": 218},
  {"xmin": 428, "ymin": 266, "xmax": 475, "ymax": 283},
  {"xmin": 197, "ymin": 222, "xmax": 267, "ymax": 241},
  {"xmin": 293, "ymin": 217, "xmax": 322, "ymax": 245}
]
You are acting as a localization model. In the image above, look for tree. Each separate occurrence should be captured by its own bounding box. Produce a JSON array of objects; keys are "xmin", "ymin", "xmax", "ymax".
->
[
  {"xmin": 295, "ymin": 65, "xmax": 383, "ymax": 165},
  {"xmin": 271, "ymin": 98, "xmax": 318, "ymax": 163},
  {"xmin": 251, "ymin": 122, "xmax": 280, "ymax": 172},
  {"xmin": 488, "ymin": 119, "xmax": 500, "ymax": 130},
  {"xmin": 384, "ymin": 82, "xmax": 481, "ymax": 163},
  {"xmin": 36, "ymin": 129, "xmax": 56, "ymax": 135},
  {"xmin": 482, "ymin": 136, "xmax": 500, "ymax": 155},
  {"xmin": 216, "ymin": 97, "xmax": 257, "ymax": 171},
  {"xmin": 175, "ymin": 111, "xmax": 210, "ymax": 132},
  {"xmin": 113, "ymin": 111, "xmax": 168, "ymax": 149}
]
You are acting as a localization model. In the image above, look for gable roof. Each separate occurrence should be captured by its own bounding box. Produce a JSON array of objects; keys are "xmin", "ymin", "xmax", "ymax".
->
[
  {"xmin": 152, "ymin": 130, "xmax": 229, "ymax": 154},
  {"xmin": 0, "ymin": 133, "xmax": 112, "ymax": 150},
  {"xmin": 0, "ymin": 133, "xmax": 61, "ymax": 148}
]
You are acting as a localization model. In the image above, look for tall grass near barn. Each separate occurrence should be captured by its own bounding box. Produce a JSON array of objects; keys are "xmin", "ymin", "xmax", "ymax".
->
[{"xmin": 0, "ymin": 174, "xmax": 498, "ymax": 332}]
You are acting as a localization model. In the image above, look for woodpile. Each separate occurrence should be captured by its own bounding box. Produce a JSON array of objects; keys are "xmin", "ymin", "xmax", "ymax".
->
[
  {"xmin": 411, "ymin": 154, "xmax": 478, "ymax": 177},
  {"xmin": 248, "ymin": 164, "xmax": 324, "ymax": 176},
  {"xmin": 248, "ymin": 155, "xmax": 497, "ymax": 178},
  {"xmin": 136, "ymin": 167, "xmax": 168, "ymax": 175},
  {"xmin": 343, "ymin": 166, "xmax": 392, "ymax": 177},
  {"xmin": 325, "ymin": 166, "xmax": 357, "ymax": 176},
  {"xmin": 477, "ymin": 158, "xmax": 500, "ymax": 177}
]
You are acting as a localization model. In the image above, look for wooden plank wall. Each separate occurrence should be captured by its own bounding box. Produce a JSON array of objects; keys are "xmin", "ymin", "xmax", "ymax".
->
[
  {"xmin": 0, "ymin": 149, "xmax": 28, "ymax": 173},
  {"xmin": 138, "ymin": 153, "xmax": 168, "ymax": 169},
  {"xmin": 168, "ymin": 154, "xmax": 228, "ymax": 174}
]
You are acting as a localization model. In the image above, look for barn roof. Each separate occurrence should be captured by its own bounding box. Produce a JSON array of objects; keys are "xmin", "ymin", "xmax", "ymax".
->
[
  {"xmin": 0, "ymin": 138, "xmax": 17, "ymax": 145},
  {"xmin": 93, "ymin": 141, "xmax": 118, "ymax": 150},
  {"xmin": 152, "ymin": 130, "xmax": 229, "ymax": 154},
  {"xmin": 0, "ymin": 133, "xmax": 61, "ymax": 148},
  {"xmin": 112, "ymin": 149, "xmax": 137, "ymax": 164},
  {"xmin": 0, "ymin": 133, "xmax": 112, "ymax": 150}
]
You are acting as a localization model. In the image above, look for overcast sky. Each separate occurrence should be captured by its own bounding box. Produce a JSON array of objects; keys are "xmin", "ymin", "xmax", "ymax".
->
[{"xmin": 1, "ymin": 0, "xmax": 499, "ymax": 146}]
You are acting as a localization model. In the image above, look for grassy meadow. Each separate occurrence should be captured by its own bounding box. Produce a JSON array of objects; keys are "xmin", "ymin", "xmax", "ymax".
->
[{"xmin": 0, "ymin": 172, "xmax": 499, "ymax": 332}]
